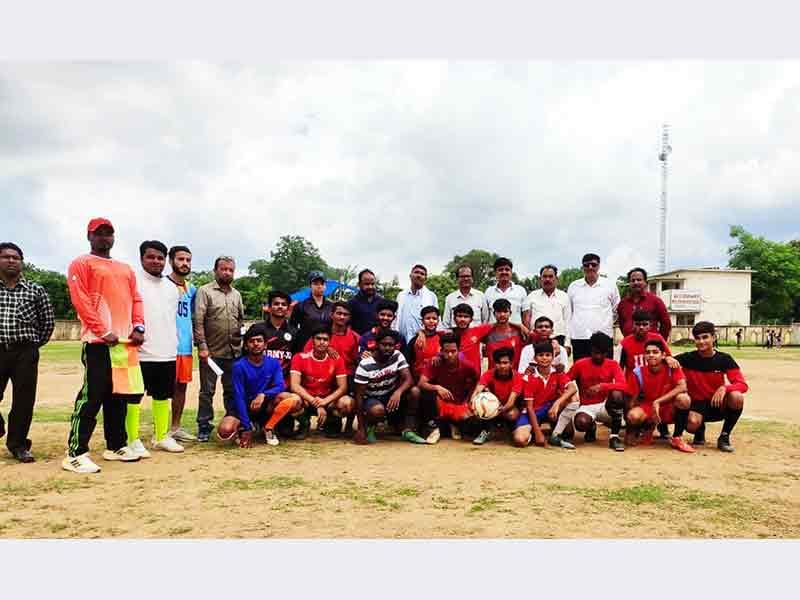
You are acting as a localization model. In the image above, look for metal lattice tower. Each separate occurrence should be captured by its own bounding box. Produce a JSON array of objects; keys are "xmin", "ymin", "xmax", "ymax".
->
[{"xmin": 657, "ymin": 124, "xmax": 672, "ymax": 274}]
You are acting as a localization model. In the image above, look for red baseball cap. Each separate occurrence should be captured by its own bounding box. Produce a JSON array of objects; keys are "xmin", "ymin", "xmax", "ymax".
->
[{"xmin": 87, "ymin": 217, "xmax": 114, "ymax": 233}]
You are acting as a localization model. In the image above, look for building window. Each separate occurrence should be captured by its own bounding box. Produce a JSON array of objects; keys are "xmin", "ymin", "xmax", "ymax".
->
[
  {"xmin": 676, "ymin": 313, "xmax": 695, "ymax": 326},
  {"xmin": 662, "ymin": 281, "xmax": 683, "ymax": 291}
]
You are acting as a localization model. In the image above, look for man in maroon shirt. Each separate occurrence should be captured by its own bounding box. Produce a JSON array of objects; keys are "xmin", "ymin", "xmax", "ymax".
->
[
  {"xmin": 675, "ymin": 321, "xmax": 747, "ymax": 452},
  {"xmin": 617, "ymin": 268, "xmax": 671, "ymax": 340}
]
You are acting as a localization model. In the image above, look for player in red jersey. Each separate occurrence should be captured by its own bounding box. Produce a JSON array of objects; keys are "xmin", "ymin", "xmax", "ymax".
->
[
  {"xmin": 515, "ymin": 342, "xmax": 578, "ymax": 449},
  {"xmin": 303, "ymin": 301, "xmax": 360, "ymax": 436},
  {"xmin": 568, "ymin": 332, "xmax": 628, "ymax": 451},
  {"xmin": 483, "ymin": 299, "xmax": 526, "ymax": 371},
  {"xmin": 625, "ymin": 339, "xmax": 694, "ymax": 453},
  {"xmin": 404, "ymin": 305, "xmax": 442, "ymax": 437},
  {"xmin": 290, "ymin": 324, "xmax": 354, "ymax": 436},
  {"xmin": 470, "ymin": 347, "xmax": 525, "ymax": 445},
  {"xmin": 418, "ymin": 333, "xmax": 479, "ymax": 443},
  {"xmin": 675, "ymin": 321, "xmax": 747, "ymax": 452},
  {"xmin": 619, "ymin": 309, "xmax": 678, "ymax": 440}
]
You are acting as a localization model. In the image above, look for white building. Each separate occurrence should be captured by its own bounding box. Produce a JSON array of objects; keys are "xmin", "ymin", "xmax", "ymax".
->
[{"xmin": 648, "ymin": 267, "xmax": 753, "ymax": 327}]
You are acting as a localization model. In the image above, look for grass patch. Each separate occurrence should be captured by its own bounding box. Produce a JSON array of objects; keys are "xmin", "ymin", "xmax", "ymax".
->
[
  {"xmin": 40, "ymin": 342, "xmax": 201, "ymax": 367},
  {"xmin": 546, "ymin": 483, "xmax": 665, "ymax": 505},
  {"xmin": 216, "ymin": 476, "xmax": 308, "ymax": 491},
  {"xmin": 469, "ymin": 496, "xmax": 501, "ymax": 513},
  {"xmin": 0, "ymin": 478, "xmax": 94, "ymax": 497},
  {"xmin": 726, "ymin": 347, "xmax": 800, "ymax": 362},
  {"xmin": 737, "ymin": 419, "xmax": 800, "ymax": 443}
]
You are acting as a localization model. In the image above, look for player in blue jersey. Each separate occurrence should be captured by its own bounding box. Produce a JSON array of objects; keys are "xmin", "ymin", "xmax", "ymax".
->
[{"xmin": 167, "ymin": 245, "xmax": 197, "ymax": 442}]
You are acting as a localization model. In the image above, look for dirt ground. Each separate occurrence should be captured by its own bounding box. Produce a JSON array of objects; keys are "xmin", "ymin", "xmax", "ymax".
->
[{"xmin": 1, "ymin": 346, "xmax": 799, "ymax": 539}]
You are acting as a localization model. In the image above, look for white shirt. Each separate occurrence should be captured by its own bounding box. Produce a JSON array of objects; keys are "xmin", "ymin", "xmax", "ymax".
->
[
  {"xmin": 394, "ymin": 286, "xmax": 439, "ymax": 343},
  {"xmin": 522, "ymin": 288, "xmax": 572, "ymax": 345},
  {"xmin": 567, "ymin": 276, "xmax": 620, "ymax": 340},
  {"xmin": 442, "ymin": 287, "xmax": 489, "ymax": 328},
  {"xmin": 518, "ymin": 343, "xmax": 569, "ymax": 373},
  {"xmin": 136, "ymin": 269, "xmax": 180, "ymax": 361},
  {"xmin": 484, "ymin": 283, "xmax": 527, "ymax": 325}
]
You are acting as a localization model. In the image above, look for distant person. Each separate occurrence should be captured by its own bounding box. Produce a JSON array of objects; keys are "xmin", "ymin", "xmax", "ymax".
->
[
  {"xmin": 442, "ymin": 264, "xmax": 489, "ymax": 328},
  {"xmin": 735, "ymin": 328, "xmax": 743, "ymax": 349},
  {"xmin": 394, "ymin": 264, "xmax": 438, "ymax": 344},
  {"xmin": 194, "ymin": 255, "xmax": 244, "ymax": 442},
  {"xmin": 290, "ymin": 271, "xmax": 333, "ymax": 349},
  {"xmin": 0, "ymin": 242, "xmax": 55, "ymax": 463},
  {"xmin": 567, "ymin": 253, "xmax": 620, "ymax": 361},
  {"xmin": 617, "ymin": 268, "xmax": 671, "ymax": 340},
  {"xmin": 675, "ymin": 321, "xmax": 747, "ymax": 453},
  {"xmin": 129, "ymin": 240, "xmax": 184, "ymax": 457},
  {"xmin": 62, "ymin": 218, "xmax": 145, "ymax": 473},
  {"xmin": 166, "ymin": 245, "xmax": 198, "ymax": 443},
  {"xmin": 347, "ymin": 268, "xmax": 383, "ymax": 335},
  {"xmin": 484, "ymin": 257, "xmax": 527, "ymax": 325},
  {"xmin": 776, "ymin": 330, "xmax": 782, "ymax": 350},
  {"xmin": 522, "ymin": 264, "xmax": 571, "ymax": 351}
]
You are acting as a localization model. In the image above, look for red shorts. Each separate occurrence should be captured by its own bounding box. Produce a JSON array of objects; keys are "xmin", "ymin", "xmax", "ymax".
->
[
  {"xmin": 640, "ymin": 401, "xmax": 674, "ymax": 425},
  {"xmin": 437, "ymin": 399, "xmax": 470, "ymax": 422},
  {"xmin": 176, "ymin": 355, "xmax": 193, "ymax": 384}
]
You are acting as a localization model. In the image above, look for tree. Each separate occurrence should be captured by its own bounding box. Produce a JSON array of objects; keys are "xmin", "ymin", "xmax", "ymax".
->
[
  {"xmin": 256, "ymin": 235, "xmax": 329, "ymax": 294},
  {"xmin": 425, "ymin": 273, "xmax": 457, "ymax": 313},
  {"xmin": 377, "ymin": 275, "xmax": 402, "ymax": 302},
  {"xmin": 556, "ymin": 267, "xmax": 583, "ymax": 291},
  {"xmin": 728, "ymin": 225, "xmax": 800, "ymax": 322},
  {"xmin": 188, "ymin": 270, "xmax": 214, "ymax": 288},
  {"xmin": 23, "ymin": 264, "xmax": 74, "ymax": 319},
  {"xmin": 233, "ymin": 275, "xmax": 270, "ymax": 319},
  {"xmin": 444, "ymin": 249, "xmax": 500, "ymax": 290}
]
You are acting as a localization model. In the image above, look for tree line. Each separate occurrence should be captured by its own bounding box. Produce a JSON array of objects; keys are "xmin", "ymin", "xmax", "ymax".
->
[{"xmin": 21, "ymin": 227, "xmax": 800, "ymax": 323}]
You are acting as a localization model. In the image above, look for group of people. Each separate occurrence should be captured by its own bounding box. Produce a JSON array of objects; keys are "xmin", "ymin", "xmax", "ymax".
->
[{"xmin": 0, "ymin": 217, "xmax": 748, "ymax": 473}]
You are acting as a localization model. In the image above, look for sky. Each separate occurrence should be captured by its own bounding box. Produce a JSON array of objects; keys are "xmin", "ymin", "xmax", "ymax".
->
[{"xmin": 3, "ymin": 61, "xmax": 800, "ymax": 288}]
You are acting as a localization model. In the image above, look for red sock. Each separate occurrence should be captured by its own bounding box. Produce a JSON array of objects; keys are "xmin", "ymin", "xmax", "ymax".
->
[{"xmin": 265, "ymin": 398, "xmax": 293, "ymax": 430}]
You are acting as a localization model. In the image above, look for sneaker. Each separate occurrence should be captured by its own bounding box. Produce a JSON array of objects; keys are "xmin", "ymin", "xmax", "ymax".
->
[
  {"xmin": 717, "ymin": 434, "xmax": 735, "ymax": 453},
  {"xmin": 366, "ymin": 425, "xmax": 377, "ymax": 444},
  {"xmin": 61, "ymin": 453, "xmax": 101, "ymax": 474},
  {"xmin": 670, "ymin": 436, "xmax": 696, "ymax": 453},
  {"xmin": 102, "ymin": 446, "xmax": 141, "ymax": 462},
  {"xmin": 153, "ymin": 436, "xmax": 185, "ymax": 453},
  {"xmin": 450, "ymin": 423, "xmax": 462, "ymax": 440},
  {"xmin": 656, "ymin": 423, "xmax": 671, "ymax": 439},
  {"xmin": 584, "ymin": 427, "xmax": 597, "ymax": 443},
  {"xmin": 608, "ymin": 436, "xmax": 624, "ymax": 452},
  {"xmin": 265, "ymin": 429, "xmax": 279, "ymax": 446},
  {"xmin": 548, "ymin": 433, "xmax": 576, "ymax": 450},
  {"xmin": 170, "ymin": 428, "xmax": 197, "ymax": 442},
  {"xmin": 402, "ymin": 430, "xmax": 428, "ymax": 444},
  {"xmin": 473, "ymin": 429, "xmax": 491, "ymax": 445},
  {"xmin": 323, "ymin": 416, "xmax": 342, "ymax": 438},
  {"xmin": 129, "ymin": 438, "xmax": 151, "ymax": 459},
  {"xmin": 197, "ymin": 427, "xmax": 212, "ymax": 443},
  {"xmin": 426, "ymin": 427, "xmax": 441, "ymax": 445},
  {"xmin": 295, "ymin": 416, "xmax": 311, "ymax": 440}
]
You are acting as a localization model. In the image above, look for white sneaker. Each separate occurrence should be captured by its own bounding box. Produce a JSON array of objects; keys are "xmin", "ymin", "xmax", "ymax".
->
[
  {"xmin": 450, "ymin": 423, "xmax": 462, "ymax": 440},
  {"xmin": 264, "ymin": 429, "xmax": 279, "ymax": 446},
  {"xmin": 153, "ymin": 436, "xmax": 184, "ymax": 453},
  {"xmin": 62, "ymin": 453, "xmax": 102, "ymax": 474},
  {"xmin": 170, "ymin": 428, "xmax": 197, "ymax": 442},
  {"xmin": 426, "ymin": 427, "xmax": 441, "ymax": 445},
  {"xmin": 129, "ymin": 438, "xmax": 151, "ymax": 459},
  {"xmin": 102, "ymin": 446, "xmax": 141, "ymax": 462}
]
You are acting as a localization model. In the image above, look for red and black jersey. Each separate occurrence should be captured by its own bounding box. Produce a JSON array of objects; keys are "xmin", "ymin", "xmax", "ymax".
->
[
  {"xmin": 567, "ymin": 357, "xmax": 627, "ymax": 405},
  {"xmin": 619, "ymin": 332, "xmax": 671, "ymax": 373},
  {"xmin": 262, "ymin": 319, "xmax": 302, "ymax": 382},
  {"xmin": 675, "ymin": 350, "xmax": 748, "ymax": 401}
]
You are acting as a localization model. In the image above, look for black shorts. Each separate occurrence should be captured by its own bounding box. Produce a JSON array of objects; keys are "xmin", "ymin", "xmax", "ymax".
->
[
  {"xmin": 141, "ymin": 361, "xmax": 177, "ymax": 399},
  {"xmin": 689, "ymin": 399, "xmax": 726, "ymax": 423}
]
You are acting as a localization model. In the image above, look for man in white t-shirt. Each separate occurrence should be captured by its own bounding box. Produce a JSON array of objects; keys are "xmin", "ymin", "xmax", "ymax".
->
[
  {"xmin": 567, "ymin": 253, "xmax": 620, "ymax": 361},
  {"xmin": 484, "ymin": 257, "xmax": 527, "ymax": 325},
  {"xmin": 442, "ymin": 264, "xmax": 489, "ymax": 328},
  {"xmin": 522, "ymin": 264, "xmax": 572, "ymax": 353},
  {"xmin": 129, "ymin": 240, "xmax": 184, "ymax": 457}
]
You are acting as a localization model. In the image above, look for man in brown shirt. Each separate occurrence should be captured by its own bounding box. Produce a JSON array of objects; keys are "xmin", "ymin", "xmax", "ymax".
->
[{"xmin": 193, "ymin": 256, "xmax": 244, "ymax": 441}]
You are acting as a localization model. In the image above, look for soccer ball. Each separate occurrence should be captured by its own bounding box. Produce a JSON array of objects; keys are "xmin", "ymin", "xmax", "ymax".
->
[{"xmin": 472, "ymin": 391, "xmax": 500, "ymax": 420}]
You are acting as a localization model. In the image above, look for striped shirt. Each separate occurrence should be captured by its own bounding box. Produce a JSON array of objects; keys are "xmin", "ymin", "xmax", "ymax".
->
[{"xmin": 354, "ymin": 350, "xmax": 409, "ymax": 403}]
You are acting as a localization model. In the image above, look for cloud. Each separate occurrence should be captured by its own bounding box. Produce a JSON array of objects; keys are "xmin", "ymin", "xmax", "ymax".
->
[{"xmin": 4, "ymin": 61, "xmax": 800, "ymax": 290}]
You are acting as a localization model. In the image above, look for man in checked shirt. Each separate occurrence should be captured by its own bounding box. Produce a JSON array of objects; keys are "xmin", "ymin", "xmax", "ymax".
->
[{"xmin": 0, "ymin": 242, "xmax": 55, "ymax": 463}]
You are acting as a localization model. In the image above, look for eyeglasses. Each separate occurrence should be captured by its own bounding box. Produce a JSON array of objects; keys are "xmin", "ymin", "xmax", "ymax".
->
[{"xmin": 582, "ymin": 262, "xmax": 599, "ymax": 268}]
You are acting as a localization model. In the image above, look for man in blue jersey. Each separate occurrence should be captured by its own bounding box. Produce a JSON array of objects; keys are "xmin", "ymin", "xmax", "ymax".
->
[
  {"xmin": 167, "ymin": 245, "xmax": 197, "ymax": 442},
  {"xmin": 218, "ymin": 323, "xmax": 302, "ymax": 447}
]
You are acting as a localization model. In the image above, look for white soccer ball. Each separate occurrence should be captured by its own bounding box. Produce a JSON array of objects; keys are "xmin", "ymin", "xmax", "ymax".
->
[{"xmin": 472, "ymin": 391, "xmax": 500, "ymax": 420}]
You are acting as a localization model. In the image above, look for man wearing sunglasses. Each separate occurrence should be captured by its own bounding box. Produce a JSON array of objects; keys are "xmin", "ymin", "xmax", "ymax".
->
[{"xmin": 567, "ymin": 253, "xmax": 620, "ymax": 361}]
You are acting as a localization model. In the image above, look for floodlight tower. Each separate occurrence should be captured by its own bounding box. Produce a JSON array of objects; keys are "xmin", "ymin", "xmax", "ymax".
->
[{"xmin": 657, "ymin": 124, "xmax": 672, "ymax": 275}]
